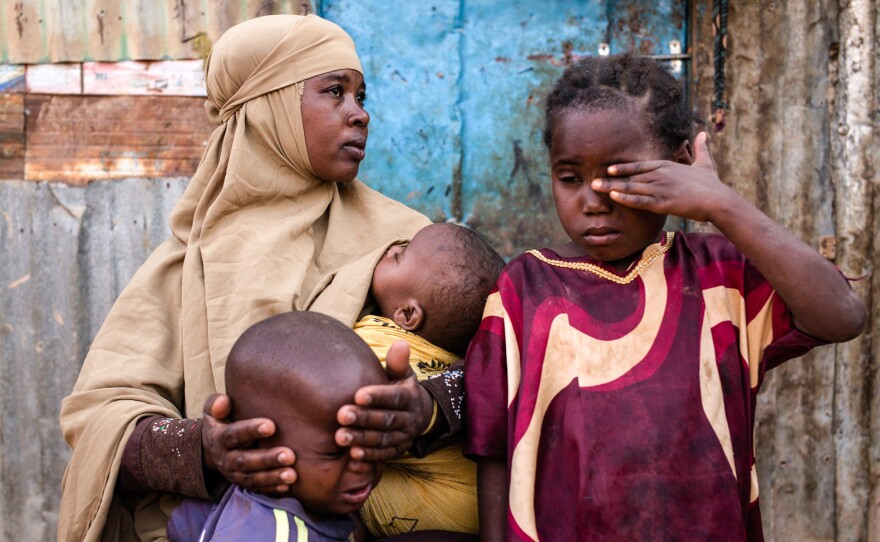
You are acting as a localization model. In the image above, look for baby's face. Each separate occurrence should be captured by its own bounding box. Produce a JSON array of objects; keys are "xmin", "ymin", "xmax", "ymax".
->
[
  {"xmin": 278, "ymin": 407, "xmax": 384, "ymax": 518},
  {"xmin": 371, "ymin": 224, "xmax": 448, "ymax": 317}
]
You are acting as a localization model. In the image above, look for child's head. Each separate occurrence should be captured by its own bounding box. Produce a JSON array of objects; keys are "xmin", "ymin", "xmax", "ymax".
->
[
  {"xmin": 225, "ymin": 311, "xmax": 387, "ymax": 518},
  {"xmin": 371, "ymin": 223, "xmax": 504, "ymax": 354},
  {"xmin": 543, "ymin": 53, "xmax": 696, "ymax": 264}
]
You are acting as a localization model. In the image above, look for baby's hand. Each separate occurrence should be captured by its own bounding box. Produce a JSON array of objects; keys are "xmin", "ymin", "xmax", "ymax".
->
[{"xmin": 591, "ymin": 132, "xmax": 737, "ymax": 222}]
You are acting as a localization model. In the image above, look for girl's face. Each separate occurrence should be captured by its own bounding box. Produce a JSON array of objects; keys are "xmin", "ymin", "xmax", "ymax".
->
[
  {"xmin": 301, "ymin": 69, "xmax": 369, "ymax": 183},
  {"xmin": 549, "ymin": 107, "xmax": 667, "ymax": 268}
]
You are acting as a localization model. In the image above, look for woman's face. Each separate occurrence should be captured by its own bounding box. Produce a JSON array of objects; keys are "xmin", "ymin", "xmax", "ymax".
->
[{"xmin": 301, "ymin": 69, "xmax": 369, "ymax": 183}]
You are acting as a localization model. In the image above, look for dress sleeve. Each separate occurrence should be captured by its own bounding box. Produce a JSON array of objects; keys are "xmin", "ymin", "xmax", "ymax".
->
[
  {"xmin": 118, "ymin": 416, "xmax": 228, "ymax": 500},
  {"xmin": 463, "ymin": 283, "xmax": 514, "ymax": 460},
  {"xmin": 739, "ymin": 258, "xmax": 826, "ymax": 372},
  {"xmin": 411, "ymin": 362, "xmax": 465, "ymax": 457},
  {"xmin": 697, "ymin": 233, "xmax": 826, "ymax": 384}
]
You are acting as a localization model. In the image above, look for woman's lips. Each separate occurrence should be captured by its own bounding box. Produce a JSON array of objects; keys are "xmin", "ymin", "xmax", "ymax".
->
[{"xmin": 343, "ymin": 138, "xmax": 366, "ymax": 160}]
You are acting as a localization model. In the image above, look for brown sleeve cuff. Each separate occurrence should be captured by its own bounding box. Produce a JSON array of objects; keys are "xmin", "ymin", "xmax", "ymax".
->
[
  {"xmin": 118, "ymin": 415, "xmax": 158, "ymax": 492},
  {"xmin": 411, "ymin": 365, "xmax": 464, "ymax": 458},
  {"xmin": 120, "ymin": 416, "xmax": 227, "ymax": 500}
]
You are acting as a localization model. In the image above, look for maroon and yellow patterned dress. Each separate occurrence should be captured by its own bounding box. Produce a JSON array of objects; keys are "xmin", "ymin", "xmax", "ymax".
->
[{"xmin": 464, "ymin": 232, "xmax": 823, "ymax": 541}]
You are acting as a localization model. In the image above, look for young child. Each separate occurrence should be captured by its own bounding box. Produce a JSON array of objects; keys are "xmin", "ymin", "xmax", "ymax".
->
[
  {"xmin": 169, "ymin": 311, "xmax": 388, "ymax": 541},
  {"xmin": 464, "ymin": 53, "xmax": 865, "ymax": 541},
  {"xmin": 356, "ymin": 222, "xmax": 504, "ymax": 537}
]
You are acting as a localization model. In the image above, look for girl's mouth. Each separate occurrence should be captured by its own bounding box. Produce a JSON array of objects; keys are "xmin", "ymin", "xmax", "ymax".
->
[{"xmin": 582, "ymin": 228, "xmax": 620, "ymax": 245}]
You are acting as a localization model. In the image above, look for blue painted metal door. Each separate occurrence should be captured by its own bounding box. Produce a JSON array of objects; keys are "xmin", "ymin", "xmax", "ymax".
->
[{"xmin": 320, "ymin": 1, "xmax": 688, "ymax": 257}]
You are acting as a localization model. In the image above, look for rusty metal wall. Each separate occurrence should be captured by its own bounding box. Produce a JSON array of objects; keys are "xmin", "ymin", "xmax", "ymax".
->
[
  {"xmin": 2, "ymin": 0, "xmax": 311, "ymax": 64},
  {"xmin": 691, "ymin": 1, "xmax": 878, "ymax": 540}
]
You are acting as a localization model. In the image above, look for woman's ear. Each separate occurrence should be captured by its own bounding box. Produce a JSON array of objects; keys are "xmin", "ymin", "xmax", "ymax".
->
[
  {"xmin": 673, "ymin": 139, "xmax": 694, "ymax": 165},
  {"xmin": 393, "ymin": 301, "xmax": 424, "ymax": 332}
]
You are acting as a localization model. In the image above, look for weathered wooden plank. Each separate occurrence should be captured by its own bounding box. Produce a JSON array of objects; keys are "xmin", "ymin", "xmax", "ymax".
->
[
  {"xmin": 693, "ymin": 1, "xmax": 877, "ymax": 540},
  {"xmin": 0, "ymin": 94, "xmax": 25, "ymax": 181},
  {"xmin": 26, "ymin": 64, "xmax": 83, "ymax": 94},
  {"xmin": 830, "ymin": 1, "xmax": 875, "ymax": 540},
  {"xmin": 23, "ymin": 94, "xmax": 214, "ymax": 184},
  {"xmin": 83, "ymin": 60, "xmax": 206, "ymax": 96}
]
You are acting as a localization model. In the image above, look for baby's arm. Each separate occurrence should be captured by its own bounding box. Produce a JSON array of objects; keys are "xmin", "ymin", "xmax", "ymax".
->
[
  {"xmin": 478, "ymin": 458, "xmax": 508, "ymax": 542},
  {"xmin": 592, "ymin": 132, "xmax": 866, "ymax": 342}
]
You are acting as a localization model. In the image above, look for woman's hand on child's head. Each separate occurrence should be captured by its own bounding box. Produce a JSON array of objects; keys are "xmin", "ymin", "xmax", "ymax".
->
[
  {"xmin": 335, "ymin": 340, "xmax": 434, "ymax": 461},
  {"xmin": 592, "ymin": 132, "xmax": 738, "ymax": 223},
  {"xmin": 201, "ymin": 393, "xmax": 297, "ymax": 494}
]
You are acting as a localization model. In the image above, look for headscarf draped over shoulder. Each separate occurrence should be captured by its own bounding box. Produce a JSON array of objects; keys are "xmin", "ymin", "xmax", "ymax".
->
[{"xmin": 59, "ymin": 15, "xmax": 430, "ymax": 541}]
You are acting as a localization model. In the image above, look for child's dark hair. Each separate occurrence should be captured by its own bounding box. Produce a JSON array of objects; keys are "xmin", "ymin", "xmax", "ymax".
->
[
  {"xmin": 422, "ymin": 224, "xmax": 505, "ymax": 355},
  {"xmin": 543, "ymin": 53, "xmax": 695, "ymax": 156}
]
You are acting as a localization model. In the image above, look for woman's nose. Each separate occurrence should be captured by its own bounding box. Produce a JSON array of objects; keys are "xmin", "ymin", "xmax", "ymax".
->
[{"xmin": 348, "ymin": 100, "xmax": 369, "ymax": 127}]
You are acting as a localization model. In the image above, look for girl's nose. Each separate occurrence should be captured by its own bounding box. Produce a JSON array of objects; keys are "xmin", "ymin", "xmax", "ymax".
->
[{"xmin": 581, "ymin": 182, "xmax": 611, "ymax": 214}]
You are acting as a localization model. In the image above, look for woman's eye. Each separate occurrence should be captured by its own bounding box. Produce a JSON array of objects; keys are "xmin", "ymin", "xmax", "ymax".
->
[
  {"xmin": 558, "ymin": 175, "xmax": 579, "ymax": 184},
  {"xmin": 328, "ymin": 86, "xmax": 342, "ymax": 97},
  {"xmin": 357, "ymin": 92, "xmax": 367, "ymax": 105}
]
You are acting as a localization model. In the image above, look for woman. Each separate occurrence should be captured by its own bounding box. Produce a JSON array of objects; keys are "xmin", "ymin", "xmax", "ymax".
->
[{"xmin": 59, "ymin": 15, "xmax": 456, "ymax": 541}]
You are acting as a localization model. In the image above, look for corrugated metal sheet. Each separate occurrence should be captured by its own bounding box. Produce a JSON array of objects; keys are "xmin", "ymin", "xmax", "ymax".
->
[
  {"xmin": 1, "ymin": 0, "xmax": 312, "ymax": 64},
  {"xmin": 0, "ymin": 178, "xmax": 189, "ymax": 541}
]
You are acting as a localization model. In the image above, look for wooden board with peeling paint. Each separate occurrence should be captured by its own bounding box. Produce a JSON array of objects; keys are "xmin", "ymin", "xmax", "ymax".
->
[{"xmin": 23, "ymin": 94, "xmax": 214, "ymax": 184}]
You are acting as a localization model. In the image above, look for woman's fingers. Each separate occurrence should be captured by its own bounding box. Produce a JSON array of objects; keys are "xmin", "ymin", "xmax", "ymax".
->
[
  {"xmin": 226, "ymin": 463, "xmax": 298, "ymax": 493},
  {"xmin": 382, "ymin": 340, "xmax": 412, "ymax": 381},
  {"xmin": 335, "ymin": 425, "xmax": 410, "ymax": 461},
  {"xmin": 203, "ymin": 393, "xmax": 231, "ymax": 420}
]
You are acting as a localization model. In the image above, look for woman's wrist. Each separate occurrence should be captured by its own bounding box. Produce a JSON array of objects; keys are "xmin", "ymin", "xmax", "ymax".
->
[
  {"xmin": 416, "ymin": 386, "xmax": 437, "ymax": 436},
  {"xmin": 419, "ymin": 398, "xmax": 439, "ymax": 436}
]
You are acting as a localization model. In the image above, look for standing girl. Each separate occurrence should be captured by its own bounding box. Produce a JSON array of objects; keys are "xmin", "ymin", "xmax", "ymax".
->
[{"xmin": 464, "ymin": 53, "xmax": 865, "ymax": 541}]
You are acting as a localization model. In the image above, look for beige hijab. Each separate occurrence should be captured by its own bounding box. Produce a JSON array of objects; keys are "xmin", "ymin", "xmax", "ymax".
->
[{"xmin": 59, "ymin": 15, "xmax": 430, "ymax": 541}]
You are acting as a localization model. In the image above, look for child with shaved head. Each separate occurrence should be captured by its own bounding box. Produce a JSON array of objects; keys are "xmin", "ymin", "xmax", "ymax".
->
[{"xmin": 169, "ymin": 311, "xmax": 387, "ymax": 541}]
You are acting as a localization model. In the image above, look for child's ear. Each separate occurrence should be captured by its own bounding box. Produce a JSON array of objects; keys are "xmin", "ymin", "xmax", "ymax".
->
[
  {"xmin": 673, "ymin": 139, "xmax": 694, "ymax": 165},
  {"xmin": 392, "ymin": 300, "xmax": 424, "ymax": 332}
]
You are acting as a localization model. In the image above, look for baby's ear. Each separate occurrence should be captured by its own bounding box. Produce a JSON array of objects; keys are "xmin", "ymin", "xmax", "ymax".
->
[
  {"xmin": 673, "ymin": 139, "xmax": 694, "ymax": 165},
  {"xmin": 393, "ymin": 301, "xmax": 424, "ymax": 332}
]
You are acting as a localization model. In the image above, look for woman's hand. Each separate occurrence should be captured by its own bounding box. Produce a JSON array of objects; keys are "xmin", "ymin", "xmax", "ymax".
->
[
  {"xmin": 335, "ymin": 340, "xmax": 434, "ymax": 461},
  {"xmin": 201, "ymin": 394, "xmax": 297, "ymax": 494}
]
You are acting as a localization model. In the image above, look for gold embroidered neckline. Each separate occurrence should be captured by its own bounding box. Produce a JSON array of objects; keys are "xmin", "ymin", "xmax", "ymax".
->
[{"xmin": 527, "ymin": 231, "xmax": 674, "ymax": 285}]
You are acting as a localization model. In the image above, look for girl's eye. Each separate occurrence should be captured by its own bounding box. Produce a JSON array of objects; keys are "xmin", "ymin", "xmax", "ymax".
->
[
  {"xmin": 356, "ymin": 92, "xmax": 367, "ymax": 105},
  {"xmin": 558, "ymin": 175, "xmax": 580, "ymax": 184},
  {"xmin": 328, "ymin": 86, "xmax": 342, "ymax": 97}
]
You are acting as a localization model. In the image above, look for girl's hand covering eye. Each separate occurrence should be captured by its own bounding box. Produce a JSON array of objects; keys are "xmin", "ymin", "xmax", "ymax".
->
[
  {"xmin": 591, "ymin": 131, "xmax": 735, "ymax": 223},
  {"xmin": 201, "ymin": 394, "xmax": 297, "ymax": 494},
  {"xmin": 335, "ymin": 340, "xmax": 433, "ymax": 461}
]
